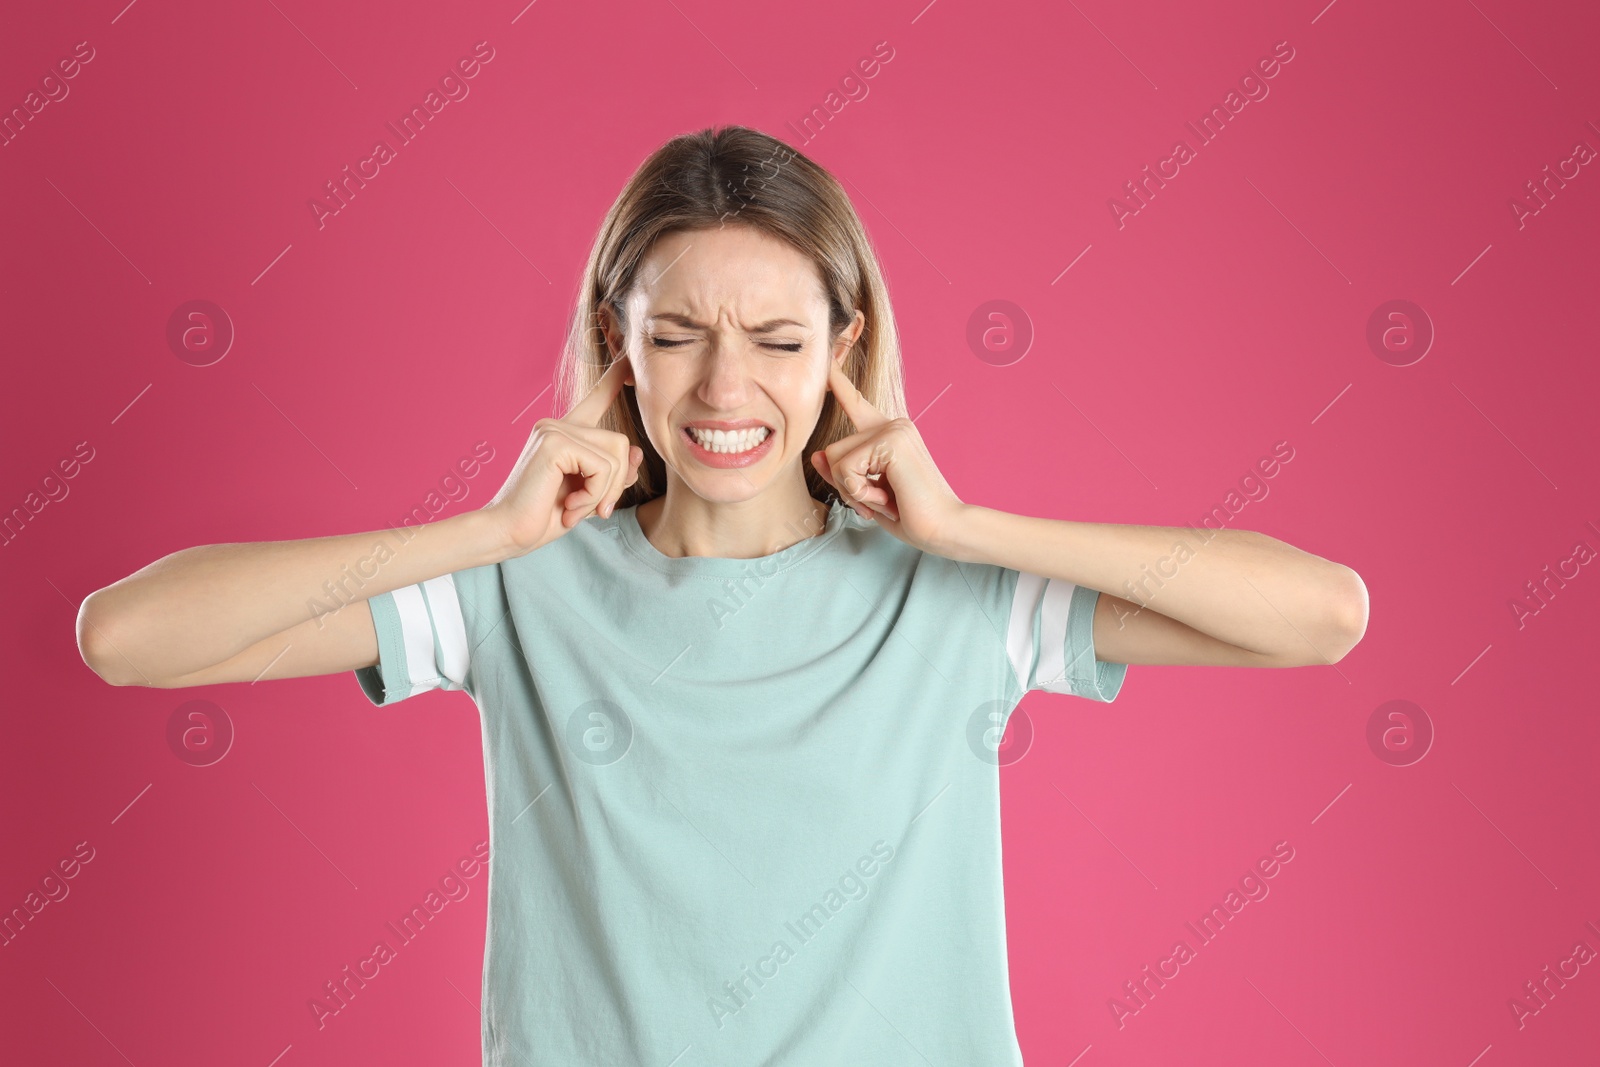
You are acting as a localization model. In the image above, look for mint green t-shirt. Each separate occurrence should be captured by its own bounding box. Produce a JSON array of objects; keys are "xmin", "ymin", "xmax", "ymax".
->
[{"xmin": 354, "ymin": 498, "xmax": 1127, "ymax": 1066}]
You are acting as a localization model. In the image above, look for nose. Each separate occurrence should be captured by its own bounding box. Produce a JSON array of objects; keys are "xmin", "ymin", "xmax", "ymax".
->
[{"xmin": 696, "ymin": 333, "xmax": 758, "ymax": 409}]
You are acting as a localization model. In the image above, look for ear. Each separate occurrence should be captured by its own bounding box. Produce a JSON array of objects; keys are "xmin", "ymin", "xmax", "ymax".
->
[
  {"xmin": 832, "ymin": 309, "xmax": 866, "ymax": 365},
  {"xmin": 596, "ymin": 305, "xmax": 634, "ymax": 384}
]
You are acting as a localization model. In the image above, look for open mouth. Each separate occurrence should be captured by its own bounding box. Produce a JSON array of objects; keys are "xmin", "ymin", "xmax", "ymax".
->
[
  {"xmin": 679, "ymin": 423, "xmax": 776, "ymax": 467},
  {"xmin": 682, "ymin": 425, "xmax": 772, "ymax": 454}
]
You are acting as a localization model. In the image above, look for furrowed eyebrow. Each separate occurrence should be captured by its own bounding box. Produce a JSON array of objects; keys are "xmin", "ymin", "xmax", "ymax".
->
[{"xmin": 649, "ymin": 313, "xmax": 810, "ymax": 333}]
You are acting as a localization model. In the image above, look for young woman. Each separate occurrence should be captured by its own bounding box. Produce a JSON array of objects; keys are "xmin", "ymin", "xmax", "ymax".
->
[{"xmin": 78, "ymin": 125, "xmax": 1367, "ymax": 1066}]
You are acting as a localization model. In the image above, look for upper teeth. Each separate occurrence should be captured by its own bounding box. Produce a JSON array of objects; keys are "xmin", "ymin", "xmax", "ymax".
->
[{"xmin": 689, "ymin": 426, "xmax": 770, "ymax": 453}]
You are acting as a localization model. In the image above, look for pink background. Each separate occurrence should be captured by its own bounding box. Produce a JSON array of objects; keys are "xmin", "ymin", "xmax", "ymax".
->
[{"xmin": 4, "ymin": 0, "xmax": 1598, "ymax": 1063}]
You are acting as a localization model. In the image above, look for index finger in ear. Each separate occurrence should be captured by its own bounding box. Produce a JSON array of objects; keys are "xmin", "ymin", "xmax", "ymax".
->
[
  {"xmin": 565, "ymin": 358, "xmax": 632, "ymax": 428},
  {"xmin": 827, "ymin": 361, "xmax": 890, "ymax": 432}
]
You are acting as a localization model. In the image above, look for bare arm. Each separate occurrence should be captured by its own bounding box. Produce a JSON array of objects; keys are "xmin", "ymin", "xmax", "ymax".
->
[
  {"xmin": 77, "ymin": 511, "xmax": 510, "ymax": 687},
  {"xmin": 77, "ymin": 358, "xmax": 645, "ymax": 691},
  {"xmin": 935, "ymin": 506, "xmax": 1369, "ymax": 668},
  {"xmin": 808, "ymin": 362, "xmax": 1368, "ymax": 670}
]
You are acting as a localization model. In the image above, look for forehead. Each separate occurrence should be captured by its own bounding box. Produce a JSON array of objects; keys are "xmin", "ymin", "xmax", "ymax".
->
[{"xmin": 630, "ymin": 225, "xmax": 827, "ymax": 324}]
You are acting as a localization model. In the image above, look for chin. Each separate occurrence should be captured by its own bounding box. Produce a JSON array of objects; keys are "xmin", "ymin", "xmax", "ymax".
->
[{"xmin": 674, "ymin": 472, "xmax": 770, "ymax": 505}]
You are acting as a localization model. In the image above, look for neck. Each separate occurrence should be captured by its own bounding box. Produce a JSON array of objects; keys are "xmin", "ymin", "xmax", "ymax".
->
[{"xmin": 636, "ymin": 480, "xmax": 831, "ymax": 559}]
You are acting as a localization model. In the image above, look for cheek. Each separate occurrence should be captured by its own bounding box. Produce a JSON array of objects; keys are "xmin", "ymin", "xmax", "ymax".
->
[
  {"xmin": 773, "ymin": 372, "xmax": 831, "ymax": 442},
  {"xmin": 630, "ymin": 359, "xmax": 675, "ymax": 420},
  {"xmin": 771, "ymin": 367, "xmax": 826, "ymax": 417},
  {"xmin": 777, "ymin": 355, "xmax": 830, "ymax": 397}
]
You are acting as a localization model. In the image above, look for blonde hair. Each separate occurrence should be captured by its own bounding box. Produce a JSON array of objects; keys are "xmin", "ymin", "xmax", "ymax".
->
[{"xmin": 554, "ymin": 124, "xmax": 907, "ymax": 509}]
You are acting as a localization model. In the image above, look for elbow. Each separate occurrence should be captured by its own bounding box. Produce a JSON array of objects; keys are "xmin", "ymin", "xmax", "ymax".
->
[
  {"xmin": 77, "ymin": 591, "xmax": 145, "ymax": 687},
  {"xmin": 1318, "ymin": 566, "xmax": 1369, "ymax": 664}
]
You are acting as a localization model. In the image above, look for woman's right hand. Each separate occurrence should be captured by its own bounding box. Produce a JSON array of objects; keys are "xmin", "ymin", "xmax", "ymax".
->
[{"xmin": 482, "ymin": 358, "xmax": 645, "ymax": 558}]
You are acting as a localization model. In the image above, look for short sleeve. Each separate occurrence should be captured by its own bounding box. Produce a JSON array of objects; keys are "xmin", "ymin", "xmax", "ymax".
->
[
  {"xmin": 1004, "ymin": 570, "xmax": 1127, "ymax": 702},
  {"xmin": 354, "ymin": 574, "xmax": 473, "ymax": 707}
]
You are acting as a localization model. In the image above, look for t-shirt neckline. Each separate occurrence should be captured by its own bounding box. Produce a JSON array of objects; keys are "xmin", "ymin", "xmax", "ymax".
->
[{"xmin": 618, "ymin": 498, "xmax": 854, "ymax": 577}]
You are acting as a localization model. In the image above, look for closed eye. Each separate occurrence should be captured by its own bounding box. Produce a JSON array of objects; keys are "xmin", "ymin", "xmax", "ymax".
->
[{"xmin": 649, "ymin": 337, "xmax": 803, "ymax": 353}]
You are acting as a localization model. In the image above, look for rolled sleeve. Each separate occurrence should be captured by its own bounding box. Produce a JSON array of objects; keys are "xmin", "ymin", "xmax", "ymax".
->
[
  {"xmin": 353, "ymin": 575, "xmax": 472, "ymax": 707},
  {"xmin": 1058, "ymin": 585, "xmax": 1127, "ymax": 701},
  {"xmin": 1007, "ymin": 571, "xmax": 1128, "ymax": 703}
]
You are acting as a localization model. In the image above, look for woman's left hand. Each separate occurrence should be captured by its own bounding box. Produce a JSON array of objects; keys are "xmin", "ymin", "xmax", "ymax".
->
[{"xmin": 811, "ymin": 361, "xmax": 967, "ymax": 555}]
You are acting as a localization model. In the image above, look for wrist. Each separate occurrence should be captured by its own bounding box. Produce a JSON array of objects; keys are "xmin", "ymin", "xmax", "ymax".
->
[
  {"xmin": 456, "ymin": 506, "xmax": 520, "ymax": 568},
  {"xmin": 929, "ymin": 501, "xmax": 985, "ymax": 563}
]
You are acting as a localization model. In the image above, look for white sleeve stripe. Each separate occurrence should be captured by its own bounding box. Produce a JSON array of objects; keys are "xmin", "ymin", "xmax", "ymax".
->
[
  {"xmin": 1035, "ymin": 577, "xmax": 1078, "ymax": 692},
  {"xmin": 391, "ymin": 584, "xmax": 439, "ymax": 698},
  {"xmin": 421, "ymin": 574, "xmax": 470, "ymax": 689},
  {"xmin": 1006, "ymin": 571, "xmax": 1046, "ymax": 693}
]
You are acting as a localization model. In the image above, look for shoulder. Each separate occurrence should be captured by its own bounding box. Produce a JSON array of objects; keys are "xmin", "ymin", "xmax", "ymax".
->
[
  {"xmin": 459, "ymin": 513, "xmax": 629, "ymax": 615},
  {"xmin": 834, "ymin": 513, "xmax": 1016, "ymax": 624}
]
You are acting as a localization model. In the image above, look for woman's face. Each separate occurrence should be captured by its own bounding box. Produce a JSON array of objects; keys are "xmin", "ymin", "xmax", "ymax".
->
[{"xmin": 608, "ymin": 224, "xmax": 863, "ymax": 505}]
